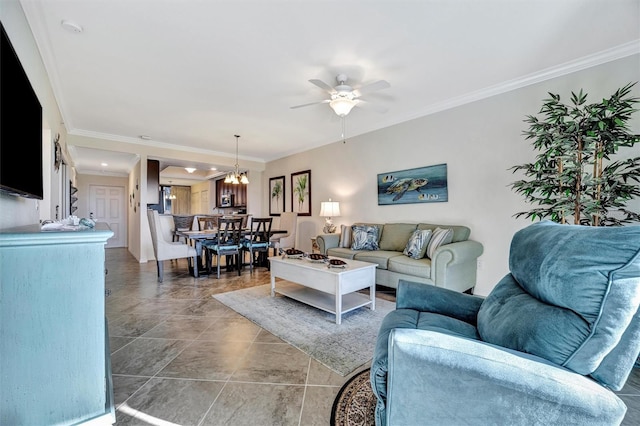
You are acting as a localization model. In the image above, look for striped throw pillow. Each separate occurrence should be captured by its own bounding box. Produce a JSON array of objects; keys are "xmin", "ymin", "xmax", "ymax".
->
[
  {"xmin": 339, "ymin": 224, "xmax": 352, "ymax": 248},
  {"xmin": 426, "ymin": 227, "xmax": 453, "ymax": 259}
]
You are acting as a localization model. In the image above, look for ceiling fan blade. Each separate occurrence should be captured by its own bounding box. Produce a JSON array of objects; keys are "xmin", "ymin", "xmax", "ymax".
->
[
  {"xmin": 355, "ymin": 99, "xmax": 388, "ymax": 114},
  {"xmin": 290, "ymin": 99, "xmax": 330, "ymax": 109},
  {"xmin": 309, "ymin": 79, "xmax": 335, "ymax": 93},
  {"xmin": 353, "ymin": 80, "xmax": 390, "ymax": 97}
]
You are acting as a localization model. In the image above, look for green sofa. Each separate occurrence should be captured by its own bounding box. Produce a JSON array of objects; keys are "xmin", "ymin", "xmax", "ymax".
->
[{"xmin": 316, "ymin": 223, "xmax": 483, "ymax": 293}]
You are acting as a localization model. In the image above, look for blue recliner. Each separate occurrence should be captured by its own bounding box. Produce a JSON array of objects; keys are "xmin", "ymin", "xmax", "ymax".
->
[{"xmin": 371, "ymin": 221, "xmax": 640, "ymax": 425}]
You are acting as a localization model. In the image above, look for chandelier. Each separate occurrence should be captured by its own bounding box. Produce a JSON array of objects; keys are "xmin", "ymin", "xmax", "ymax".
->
[{"xmin": 224, "ymin": 135, "xmax": 249, "ymax": 185}]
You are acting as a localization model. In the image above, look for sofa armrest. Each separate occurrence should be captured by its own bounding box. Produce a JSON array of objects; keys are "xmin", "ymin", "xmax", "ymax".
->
[
  {"xmin": 396, "ymin": 280, "xmax": 483, "ymax": 324},
  {"xmin": 431, "ymin": 239, "xmax": 484, "ymax": 267},
  {"xmin": 430, "ymin": 239, "xmax": 484, "ymax": 290},
  {"xmin": 316, "ymin": 233, "xmax": 340, "ymax": 254},
  {"xmin": 383, "ymin": 328, "xmax": 626, "ymax": 426}
]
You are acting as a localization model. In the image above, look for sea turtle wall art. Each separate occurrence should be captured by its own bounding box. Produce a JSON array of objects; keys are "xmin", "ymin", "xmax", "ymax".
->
[{"xmin": 377, "ymin": 163, "xmax": 448, "ymax": 205}]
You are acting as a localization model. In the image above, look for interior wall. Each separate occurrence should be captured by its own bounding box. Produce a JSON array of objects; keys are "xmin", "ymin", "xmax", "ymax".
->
[
  {"xmin": 263, "ymin": 55, "xmax": 640, "ymax": 296},
  {"xmin": 128, "ymin": 161, "xmax": 143, "ymax": 262},
  {"xmin": 0, "ymin": 0, "xmax": 67, "ymax": 229}
]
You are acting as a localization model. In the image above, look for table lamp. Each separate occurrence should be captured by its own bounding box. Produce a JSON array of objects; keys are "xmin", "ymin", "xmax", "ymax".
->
[{"xmin": 319, "ymin": 199, "xmax": 341, "ymax": 233}]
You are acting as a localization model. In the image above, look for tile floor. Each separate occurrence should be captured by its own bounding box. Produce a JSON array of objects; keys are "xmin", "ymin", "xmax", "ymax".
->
[{"xmin": 106, "ymin": 248, "xmax": 640, "ymax": 425}]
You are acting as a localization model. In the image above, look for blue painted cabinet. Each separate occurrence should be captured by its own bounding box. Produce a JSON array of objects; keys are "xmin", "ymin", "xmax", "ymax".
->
[{"xmin": 0, "ymin": 224, "xmax": 115, "ymax": 425}]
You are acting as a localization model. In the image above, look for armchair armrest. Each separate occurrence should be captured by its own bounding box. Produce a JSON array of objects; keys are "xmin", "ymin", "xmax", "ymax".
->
[
  {"xmin": 396, "ymin": 280, "xmax": 483, "ymax": 325},
  {"xmin": 385, "ymin": 328, "xmax": 626, "ymax": 426},
  {"xmin": 316, "ymin": 233, "xmax": 340, "ymax": 254}
]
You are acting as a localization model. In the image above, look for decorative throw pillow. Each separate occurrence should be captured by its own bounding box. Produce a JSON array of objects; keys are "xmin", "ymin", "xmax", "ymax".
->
[
  {"xmin": 339, "ymin": 224, "xmax": 352, "ymax": 248},
  {"xmin": 351, "ymin": 225, "xmax": 380, "ymax": 250},
  {"xmin": 403, "ymin": 229, "xmax": 432, "ymax": 259},
  {"xmin": 425, "ymin": 227, "xmax": 453, "ymax": 259}
]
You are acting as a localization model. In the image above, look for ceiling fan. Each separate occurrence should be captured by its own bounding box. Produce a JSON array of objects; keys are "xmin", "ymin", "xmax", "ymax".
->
[{"xmin": 291, "ymin": 73, "xmax": 390, "ymax": 117}]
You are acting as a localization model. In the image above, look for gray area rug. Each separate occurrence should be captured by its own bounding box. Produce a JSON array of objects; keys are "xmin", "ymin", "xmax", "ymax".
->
[{"xmin": 213, "ymin": 284, "xmax": 395, "ymax": 376}]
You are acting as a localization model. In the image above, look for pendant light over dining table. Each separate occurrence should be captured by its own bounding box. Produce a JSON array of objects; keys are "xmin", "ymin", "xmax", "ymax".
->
[{"xmin": 224, "ymin": 134, "xmax": 249, "ymax": 185}]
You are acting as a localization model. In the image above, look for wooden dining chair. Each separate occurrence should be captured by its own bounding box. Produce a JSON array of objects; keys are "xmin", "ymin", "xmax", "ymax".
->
[
  {"xmin": 201, "ymin": 217, "xmax": 243, "ymax": 278},
  {"xmin": 241, "ymin": 217, "xmax": 273, "ymax": 272},
  {"xmin": 172, "ymin": 214, "xmax": 194, "ymax": 242}
]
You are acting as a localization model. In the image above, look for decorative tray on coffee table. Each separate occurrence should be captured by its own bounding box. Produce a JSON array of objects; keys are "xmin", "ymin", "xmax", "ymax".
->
[
  {"xmin": 281, "ymin": 248, "xmax": 305, "ymax": 259},
  {"xmin": 327, "ymin": 259, "xmax": 347, "ymax": 269},
  {"xmin": 305, "ymin": 253, "xmax": 328, "ymax": 263}
]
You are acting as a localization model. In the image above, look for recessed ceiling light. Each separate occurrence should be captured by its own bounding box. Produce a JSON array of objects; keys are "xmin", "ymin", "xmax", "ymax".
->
[
  {"xmin": 61, "ymin": 20, "xmax": 83, "ymax": 34},
  {"xmin": 101, "ymin": 162, "xmax": 108, "ymax": 167},
  {"xmin": 210, "ymin": 167, "xmax": 217, "ymax": 171}
]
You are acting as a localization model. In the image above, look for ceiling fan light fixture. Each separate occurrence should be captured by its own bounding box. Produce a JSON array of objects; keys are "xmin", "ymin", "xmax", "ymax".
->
[{"xmin": 330, "ymin": 98, "xmax": 357, "ymax": 117}]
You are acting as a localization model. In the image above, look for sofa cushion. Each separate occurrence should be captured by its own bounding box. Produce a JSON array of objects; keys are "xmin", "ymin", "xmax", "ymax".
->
[
  {"xmin": 388, "ymin": 256, "xmax": 431, "ymax": 278},
  {"xmin": 403, "ymin": 229, "xmax": 432, "ymax": 259},
  {"xmin": 425, "ymin": 227, "xmax": 453, "ymax": 259},
  {"xmin": 417, "ymin": 223, "xmax": 470, "ymax": 243},
  {"xmin": 338, "ymin": 224, "xmax": 352, "ymax": 248},
  {"xmin": 477, "ymin": 221, "xmax": 640, "ymax": 388},
  {"xmin": 354, "ymin": 250, "xmax": 398, "ymax": 269},
  {"xmin": 379, "ymin": 223, "xmax": 417, "ymax": 251},
  {"xmin": 351, "ymin": 225, "xmax": 380, "ymax": 250},
  {"xmin": 326, "ymin": 247, "xmax": 357, "ymax": 259}
]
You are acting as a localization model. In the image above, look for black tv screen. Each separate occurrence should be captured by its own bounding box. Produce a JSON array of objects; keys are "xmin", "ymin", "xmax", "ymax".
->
[{"xmin": 0, "ymin": 22, "xmax": 44, "ymax": 200}]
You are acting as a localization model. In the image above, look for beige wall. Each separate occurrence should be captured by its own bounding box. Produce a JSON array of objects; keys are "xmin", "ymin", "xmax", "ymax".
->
[
  {"xmin": 0, "ymin": 0, "xmax": 67, "ymax": 228},
  {"xmin": 263, "ymin": 55, "xmax": 640, "ymax": 296}
]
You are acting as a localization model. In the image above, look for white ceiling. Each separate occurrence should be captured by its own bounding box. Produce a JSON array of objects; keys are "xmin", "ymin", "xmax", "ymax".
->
[{"xmin": 20, "ymin": 0, "xmax": 640, "ymax": 181}]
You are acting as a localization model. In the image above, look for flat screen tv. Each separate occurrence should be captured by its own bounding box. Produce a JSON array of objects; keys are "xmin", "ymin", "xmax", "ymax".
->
[{"xmin": 0, "ymin": 22, "xmax": 44, "ymax": 200}]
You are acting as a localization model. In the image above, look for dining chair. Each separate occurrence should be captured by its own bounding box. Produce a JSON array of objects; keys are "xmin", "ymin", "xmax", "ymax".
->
[
  {"xmin": 172, "ymin": 214, "xmax": 194, "ymax": 242},
  {"xmin": 241, "ymin": 217, "xmax": 273, "ymax": 273},
  {"xmin": 202, "ymin": 217, "xmax": 243, "ymax": 279},
  {"xmin": 223, "ymin": 214, "xmax": 251, "ymax": 229},
  {"xmin": 198, "ymin": 215, "xmax": 221, "ymax": 231},
  {"xmin": 270, "ymin": 212, "xmax": 298, "ymax": 256},
  {"xmin": 147, "ymin": 209, "xmax": 198, "ymax": 282}
]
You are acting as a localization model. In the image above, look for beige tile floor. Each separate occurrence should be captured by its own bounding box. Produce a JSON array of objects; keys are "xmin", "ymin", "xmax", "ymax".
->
[
  {"xmin": 106, "ymin": 248, "xmax": 640, "ymax": 425},
  {"xmin": 106, "ymin": 248, "xmax": 373, "ymax": 425}
]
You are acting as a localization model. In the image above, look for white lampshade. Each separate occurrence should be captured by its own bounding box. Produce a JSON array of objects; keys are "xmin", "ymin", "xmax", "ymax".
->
[{"xmin": 319, "ymin": 200, "xmax": 341, "ymax": 218}]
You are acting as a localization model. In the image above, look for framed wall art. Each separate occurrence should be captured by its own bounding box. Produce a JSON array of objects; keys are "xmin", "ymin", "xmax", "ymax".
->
[
  {"xmin": 291, "ymin": 170, "xmax": 311, "ymax": 216},
  {"xmin": 269, "ymin": 175, "xmax": 286, "ymax": 216},
  {"xmin": 378, "ymin": 163, "xmax": 448, "ymax": 205}
]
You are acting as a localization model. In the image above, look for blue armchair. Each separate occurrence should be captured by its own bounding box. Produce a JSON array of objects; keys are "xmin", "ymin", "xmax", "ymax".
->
[{"xmin": 371, "ymin": 221, "xmax": 640, "ymax": 425}]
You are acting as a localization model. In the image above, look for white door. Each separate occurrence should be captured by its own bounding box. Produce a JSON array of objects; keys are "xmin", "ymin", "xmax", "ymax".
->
[{"xmin": 90, "ymin": 185, "xmax": 126, "ymax": 248}]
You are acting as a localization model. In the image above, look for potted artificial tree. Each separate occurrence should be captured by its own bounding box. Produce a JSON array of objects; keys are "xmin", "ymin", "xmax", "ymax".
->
[{"xmin": 510, "ymin": 82, "xmax": 640, "ymax": 226}]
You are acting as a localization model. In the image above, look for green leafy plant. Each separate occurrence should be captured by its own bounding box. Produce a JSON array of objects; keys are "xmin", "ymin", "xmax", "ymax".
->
[
  {"xmin": 271, "ymin": 181, "xmax": 282, "ymax": 210},
  {"xmin": 294, "ymin": 174, "xmax": 308, "ymax": 210},
  {"xmin": 510, "ymin": 82, "xmax": 640, "ymax": 226}
]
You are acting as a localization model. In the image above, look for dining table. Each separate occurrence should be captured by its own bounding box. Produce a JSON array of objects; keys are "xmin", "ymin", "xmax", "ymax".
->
[{"xmin": 177, "ymin": 228, "xmax": 287, "ymax": 276}]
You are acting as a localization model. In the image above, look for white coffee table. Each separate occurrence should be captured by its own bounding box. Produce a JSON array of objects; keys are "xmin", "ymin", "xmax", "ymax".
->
[{"xmin": 269, "ymin": 256, "xmax": 377, "ymax": 324}]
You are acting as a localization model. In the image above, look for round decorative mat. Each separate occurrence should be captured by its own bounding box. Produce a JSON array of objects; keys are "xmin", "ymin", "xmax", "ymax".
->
[{"xmin": 331, "ymin": 368, "xmax": 376, "ymax": 426}]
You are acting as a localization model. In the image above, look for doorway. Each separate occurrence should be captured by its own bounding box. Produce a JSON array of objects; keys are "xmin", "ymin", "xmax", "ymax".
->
[{"xmin": 89, "ymin": 185, "xmax": 126, "ymax": 248}]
